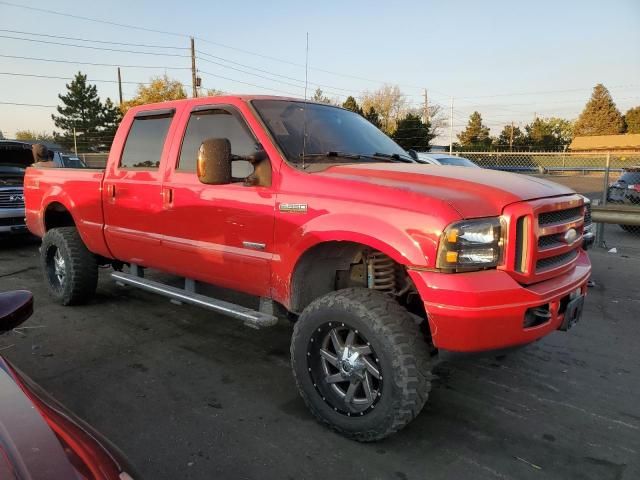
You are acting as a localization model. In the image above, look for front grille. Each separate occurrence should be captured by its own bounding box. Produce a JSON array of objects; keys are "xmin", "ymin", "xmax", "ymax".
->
[
  {"xmin": 536, "ymin": 249, "xmax": 579, "ymax": 273},
  {"xmin": 538, "ymin": 234, "xmax": 563, "ymax": 249},
  {"xmin": 0, "ymin": 189, "xmax": 25, "ymax": 209},
  {"xmin": 538, "ymin": 206, "xmax": 582, "ymax": 226}
]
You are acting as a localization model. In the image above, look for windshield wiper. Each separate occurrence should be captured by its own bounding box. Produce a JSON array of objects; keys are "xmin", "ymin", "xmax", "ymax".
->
[
  {"xmin": 370, "ymin": 152, "xmax": 415, "ymax": 163},
  {"xmin": 300, "ymin": 151, "xmax": 362, "ymax": 160}
]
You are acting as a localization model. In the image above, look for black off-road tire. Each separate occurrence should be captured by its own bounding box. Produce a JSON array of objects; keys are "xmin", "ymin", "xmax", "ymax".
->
[
  {"xmin": 291, "ymin": 288, "xmax": 432, "ymax": 441},
  {"xmin": 40, "ymin": 227, "xmax": 98, "ymax": 305}
]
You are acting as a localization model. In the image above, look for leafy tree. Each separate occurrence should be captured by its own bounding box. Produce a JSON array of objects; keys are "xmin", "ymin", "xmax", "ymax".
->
[
  {"xmin": 360, "ymin": 84, "xmax": 407, "ymax": 134},
  {"xmin": 525, "ymin": 117, "xmax": 573, "ymax": 149},
  {"xmin": 364, "ymin": 107, "xmax": 382, "ymax": 129},
  {"xmin": 342, "ymin": 96, "xmax": 363, "ymax": 115},
  {"xmin": 497, "ymin": 124, "xmax": 525, "ymax": 149},
  {"xmin": 311, "ymin": 88, "xmax": 332, "ymax": 104},
  {"xmin": 121, "ymin": 75, "xmax": 187, "ymax": 113},
  {"xmin": 457, "ymin": 111, "xmax": 491, "ymax": 148},
  {"xmin": 392, "ymin": 113, "xmax": 434, "ymax": 151},
  {"xmin": 624, "ymin": 106, "xmax": 640, "ymax": 134},
  {"xmin": 52, "ymin": 72, "xmax": 105, "ymax": 151},
  {"xmin": 15, "ymin": 130, "xmax": 54, "ymax": 142},
  {"xmin": 205, "ymin": 88, "xmax": 225, "ymax": 97},
  {"xmin": 573, "ymin": 84, "xmax": 625, "ymax": 136}
]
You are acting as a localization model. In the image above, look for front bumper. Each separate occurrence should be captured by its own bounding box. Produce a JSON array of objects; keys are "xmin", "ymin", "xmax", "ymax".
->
[
  {"xmin": 0, "ymin": 207, "xmax": 27, "ymax": 234},
  {"xmin": 408, "ymin": 249, "xmax": 591, "ymax": 352}
]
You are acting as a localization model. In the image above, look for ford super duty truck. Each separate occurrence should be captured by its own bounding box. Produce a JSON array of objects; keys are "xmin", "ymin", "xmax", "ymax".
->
[{"xmin": 24, "ymin": 96, "xmax": 591, "ymax": 441}]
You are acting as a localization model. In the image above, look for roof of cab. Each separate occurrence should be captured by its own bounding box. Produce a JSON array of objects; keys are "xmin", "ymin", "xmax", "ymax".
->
[{"xmin": 125, "ymin": 94, "xmax": 308, "ymax": 114}]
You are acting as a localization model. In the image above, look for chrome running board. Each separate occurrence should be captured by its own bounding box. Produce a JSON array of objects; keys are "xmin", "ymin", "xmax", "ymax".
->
[{"xmin": 112, "ymin": 270, "xmax": 278, "ymax": 329}]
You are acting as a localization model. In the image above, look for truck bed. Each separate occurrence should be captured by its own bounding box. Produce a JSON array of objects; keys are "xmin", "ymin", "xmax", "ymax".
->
[{"xmin": 24, "ymin": 167, "xmax": 111, "ymax": 257}]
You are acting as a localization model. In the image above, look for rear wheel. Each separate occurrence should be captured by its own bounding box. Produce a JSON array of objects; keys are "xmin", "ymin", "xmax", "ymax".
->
[
  {"xmin": 41, "ymin": 227, "xmax": 98, "ymax": 305},
  {"xmin": 291, "ymin": 288, "xmax": 432, "ymax": 441}
]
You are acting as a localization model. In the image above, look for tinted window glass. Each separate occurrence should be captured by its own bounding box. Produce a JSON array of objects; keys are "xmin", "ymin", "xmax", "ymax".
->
[
  {"xmin": 120, "ymin": 114, "xmax": 172, "ymax": 169},
  {"xmin": 436, "ymin": 156, "xmax": 479, "ymax": 168},
  {"xmin": 178, "ymin": 109, "xmax": 257, "ymax": 172},
  {"xmin": 619, "ymin": 171, "xmax": 640, "ymax": 184},
  {"xmin": 252, "ymin": 100, "xmax": 410, "ymax": 166}
]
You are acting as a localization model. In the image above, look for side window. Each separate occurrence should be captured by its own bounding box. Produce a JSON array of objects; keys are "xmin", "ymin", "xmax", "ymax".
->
[
  {"xmin": 178, "ymin": 108, "xmax": 257, "ymax": 177},
  {"xmin": 120, "ymin": 114, "xmax": 172, "ymax": 169}
]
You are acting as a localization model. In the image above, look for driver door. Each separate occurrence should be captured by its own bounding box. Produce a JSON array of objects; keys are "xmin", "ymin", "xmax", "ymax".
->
[{"xmin": 159, "ymin": 104, "xmax": 276, "ymax": 297}]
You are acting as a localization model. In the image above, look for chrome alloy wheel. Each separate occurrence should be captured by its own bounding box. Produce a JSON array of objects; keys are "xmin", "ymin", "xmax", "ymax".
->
[{"xmin": 307, "ymin": 323, "xmax": 383, "ymax": 416}]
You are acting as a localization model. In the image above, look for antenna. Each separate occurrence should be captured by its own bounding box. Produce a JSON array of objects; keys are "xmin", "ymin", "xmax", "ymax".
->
[{"xmin": 302, "ymin": 32, "xmax": 309, "ymax": 170}]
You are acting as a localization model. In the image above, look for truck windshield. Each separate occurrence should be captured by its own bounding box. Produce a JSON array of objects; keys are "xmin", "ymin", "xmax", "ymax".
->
[{"xmin": 252, "ymin": 99, "xmax": 413, "ymax": 167}]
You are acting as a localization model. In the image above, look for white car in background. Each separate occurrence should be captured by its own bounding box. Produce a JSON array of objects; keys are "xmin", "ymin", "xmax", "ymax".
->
[{"xmin": 415, "ymin": 152, "xmax": 480, "ymax": 167}]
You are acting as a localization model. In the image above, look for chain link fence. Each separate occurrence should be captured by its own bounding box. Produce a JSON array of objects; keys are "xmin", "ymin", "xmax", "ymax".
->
[{"xmin": 453, "ymin": 151, "xmax": 640, "ymax": 251}]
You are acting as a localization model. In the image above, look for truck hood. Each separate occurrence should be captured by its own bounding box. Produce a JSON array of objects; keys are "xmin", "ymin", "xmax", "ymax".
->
[{"xmin": 318, "ymin": 163, "xmax": 575, "ymax": 218}]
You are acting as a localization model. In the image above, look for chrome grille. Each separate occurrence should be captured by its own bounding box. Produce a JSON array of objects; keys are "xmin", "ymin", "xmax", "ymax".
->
[
  {"xmin": 584, "ymin": 202, "xmax": 592, "ymax": 227},
  {"xmin": 538, "ymin": 206, "xmax": 583, "ymax": 226},
  {"xmin": 536, "ymin": 249, "xmax": 579, "ymax": 273},
  {"xmin": 0, "ymin": 189, "xmax": 25, "ymax": 209}
]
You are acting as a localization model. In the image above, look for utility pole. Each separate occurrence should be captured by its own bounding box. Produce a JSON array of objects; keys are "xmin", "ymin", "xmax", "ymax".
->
[
  {"xmin": 449, "ymin": 97, "xmax": 454, "ymax": 153},
  {"xmin": 423, "ymin": 88, "xmax": 429, "ymax": 124},
  {"xmin": 509, "ymin": 120, "xmax": 514, "ymax": 152},
  {"xmin": 190, "ymin": 37, "xmax": 198, "ymax": 98},
  {"xmin": 73, "ymin": 126, "xmax": 78, "ymax": 155},
  {"xmin": 117, "ymin": 67, "xmax": 123, "ymax": 106}
]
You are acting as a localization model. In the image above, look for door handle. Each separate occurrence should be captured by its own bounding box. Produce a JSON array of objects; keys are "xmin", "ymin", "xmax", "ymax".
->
[
  {"xmin": 162, "ymin": 187, "xmax": 174, "ymax": 207},
  {"xmin": 106, "ymin": 184, "xmax": 116, "ymax": 198}
]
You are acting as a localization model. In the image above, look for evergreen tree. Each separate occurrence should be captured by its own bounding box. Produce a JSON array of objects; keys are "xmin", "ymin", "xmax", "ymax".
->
[
  {"xmin": 0, "ymin": 130, "xmax": 4, "ymax": 139},
  {"xmin": 624, "ymin": 106, "xmax": 640, "ymax": 134},
  {"xmin": 497, "ymin": 124, "xmax": 525, "ymax": 149},
  {"xmin": 573, "ymin": 84, "xmax": 625, "ymax": 136},
  {"xmin": 342, "ymin": 96, "xmax": 363, "ymax": 115},
  {"xmin": 99, "ymin": 98, "xmax": 122, "ymax": 148},
  {"xmin": 364, "ymin": 107, "xmax": 382, "ymax": 129},
  {"xmin": 311, "ymin": 88, "xmax": 332, "ymax": 104},
  {"xmin": 457, "ymin": 111, "xmax": 491, "ymax": 148},
  {"xmin": 392, "ymin": 113, "xmax": 434, "ymax": 151},
  {"xmin": 52, "ymin": 72, "xmax": 106, "ymax": 151}
]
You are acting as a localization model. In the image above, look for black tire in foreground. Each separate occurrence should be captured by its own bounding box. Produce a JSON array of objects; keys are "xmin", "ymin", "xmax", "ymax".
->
[
  {"xmin": 291, "ymin": 288, "xmax": 432, "ymax": 441},
  {"xmin": 40, "ymin": 227, "xmax": 98, "ymax": 305}
]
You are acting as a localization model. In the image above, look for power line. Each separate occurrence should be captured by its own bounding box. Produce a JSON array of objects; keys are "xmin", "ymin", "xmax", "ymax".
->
[
  {"xmin": 0, "ymin": 71, "xmax": 193, "ymax": 87},
  {"xmin": 198, "ymin": 69, "xmax": 299, "ymax": 96},
  {"xmin": 0, "ymin": 53, "xmax": 191, "ymax": 70},
  {"xmin": 455, "ymin": 84, "xmax": 640, "ymax": 100},
  {"xmin": 0, "ymin": 101, "xmax": 57, "ymax": 108},
  {"xmin": 0, "ymin": 28, "xmax": 188, "ymax": 50},
  {"xmin": 0, "ymin": 33, "xmax": 190, "ymax": 57}
]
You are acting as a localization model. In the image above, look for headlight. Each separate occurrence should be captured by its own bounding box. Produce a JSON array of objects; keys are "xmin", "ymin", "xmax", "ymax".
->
[{"xmin": 436, "ymin": 217, "xmax": 504, "ymax": 271}]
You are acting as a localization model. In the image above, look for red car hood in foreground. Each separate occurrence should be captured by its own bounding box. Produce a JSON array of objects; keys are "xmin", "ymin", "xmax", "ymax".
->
[
  {"xmin": 319, "ymin": 163, "xmax": 575, "ymax": 218},
  {"xmin": 0, "ymin": 356, "xmax": 136, "ymax": 479}
]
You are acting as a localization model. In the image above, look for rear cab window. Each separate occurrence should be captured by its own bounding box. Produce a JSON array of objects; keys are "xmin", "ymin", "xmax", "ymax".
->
[{"xmin": 119, "ymin": 110, "xmax": 174, "ymax": 169}]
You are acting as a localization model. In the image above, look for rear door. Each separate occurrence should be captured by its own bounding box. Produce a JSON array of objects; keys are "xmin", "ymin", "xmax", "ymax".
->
[{"xmin": 103, "ymin": 108, "xmax": 176, "ymax": 268}]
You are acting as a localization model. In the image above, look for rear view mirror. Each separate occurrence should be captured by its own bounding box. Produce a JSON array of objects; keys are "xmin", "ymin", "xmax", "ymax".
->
[
  {"xmin": 197, "ymin": 138, "xmax": 232, "ymax": 185},
  {"xmin": 0, "ymin": 290, "xmax": 34, "ymax": 333}
]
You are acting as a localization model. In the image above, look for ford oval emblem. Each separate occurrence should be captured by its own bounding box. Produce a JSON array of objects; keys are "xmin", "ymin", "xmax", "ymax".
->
[{"xmin": 564, "ymin": 228, "xmax": 578, "ymax": 244}]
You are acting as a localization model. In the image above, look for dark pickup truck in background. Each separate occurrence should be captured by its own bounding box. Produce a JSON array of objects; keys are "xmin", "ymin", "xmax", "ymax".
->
[{"xmin": 0, "ymin": 141, "xmax": 31, "ymax": 237}]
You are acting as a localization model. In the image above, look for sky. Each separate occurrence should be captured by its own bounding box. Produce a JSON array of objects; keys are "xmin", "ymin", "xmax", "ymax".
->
[{"xmin": 0, "ymin": 0, "xmax": 639, "ymax": 145}]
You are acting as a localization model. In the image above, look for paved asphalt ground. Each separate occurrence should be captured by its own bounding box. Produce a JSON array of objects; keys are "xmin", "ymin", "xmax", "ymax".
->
[{"xmin": 0, "ymin": 235, "xmax": 639, "ymax": 480}]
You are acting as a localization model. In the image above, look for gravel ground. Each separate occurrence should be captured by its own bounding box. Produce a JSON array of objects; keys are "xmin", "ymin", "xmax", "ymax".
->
[{"xmin": 1, "ymin": 238, "xmax": 639, "ymax": 480}]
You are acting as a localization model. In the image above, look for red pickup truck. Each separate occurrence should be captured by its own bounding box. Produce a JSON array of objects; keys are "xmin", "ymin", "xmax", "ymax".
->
[{"xmin": 24, "ymin": 96, "xmax": 591, "ymax": 440}]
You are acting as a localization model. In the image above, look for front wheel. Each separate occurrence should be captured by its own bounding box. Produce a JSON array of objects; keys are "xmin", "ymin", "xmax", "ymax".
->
[
  {"xmin": 41, "ymin": 227, "xmax": 98, "ymax": 305},
  {"xmin": 291, "ymin": 288, "xmax": 432, "ymax": 441}
]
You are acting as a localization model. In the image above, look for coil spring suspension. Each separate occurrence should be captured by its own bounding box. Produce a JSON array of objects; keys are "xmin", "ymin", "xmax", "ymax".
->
[{"xmin": 367, "ymin": 253, "xmax": 396, "ymax": 293}]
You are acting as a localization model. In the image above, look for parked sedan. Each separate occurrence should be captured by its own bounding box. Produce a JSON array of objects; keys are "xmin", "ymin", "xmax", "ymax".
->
[
  {"xmin": 415, "ymin": 152, "xmax": 480, "ymax": 167},
  {"xmin": 0, "ymin": 290, "xmax": 138, "ymax": 479},
  {"xmin": 607, "ymin": 167, "xmax": 640, "ymax": 233}
]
